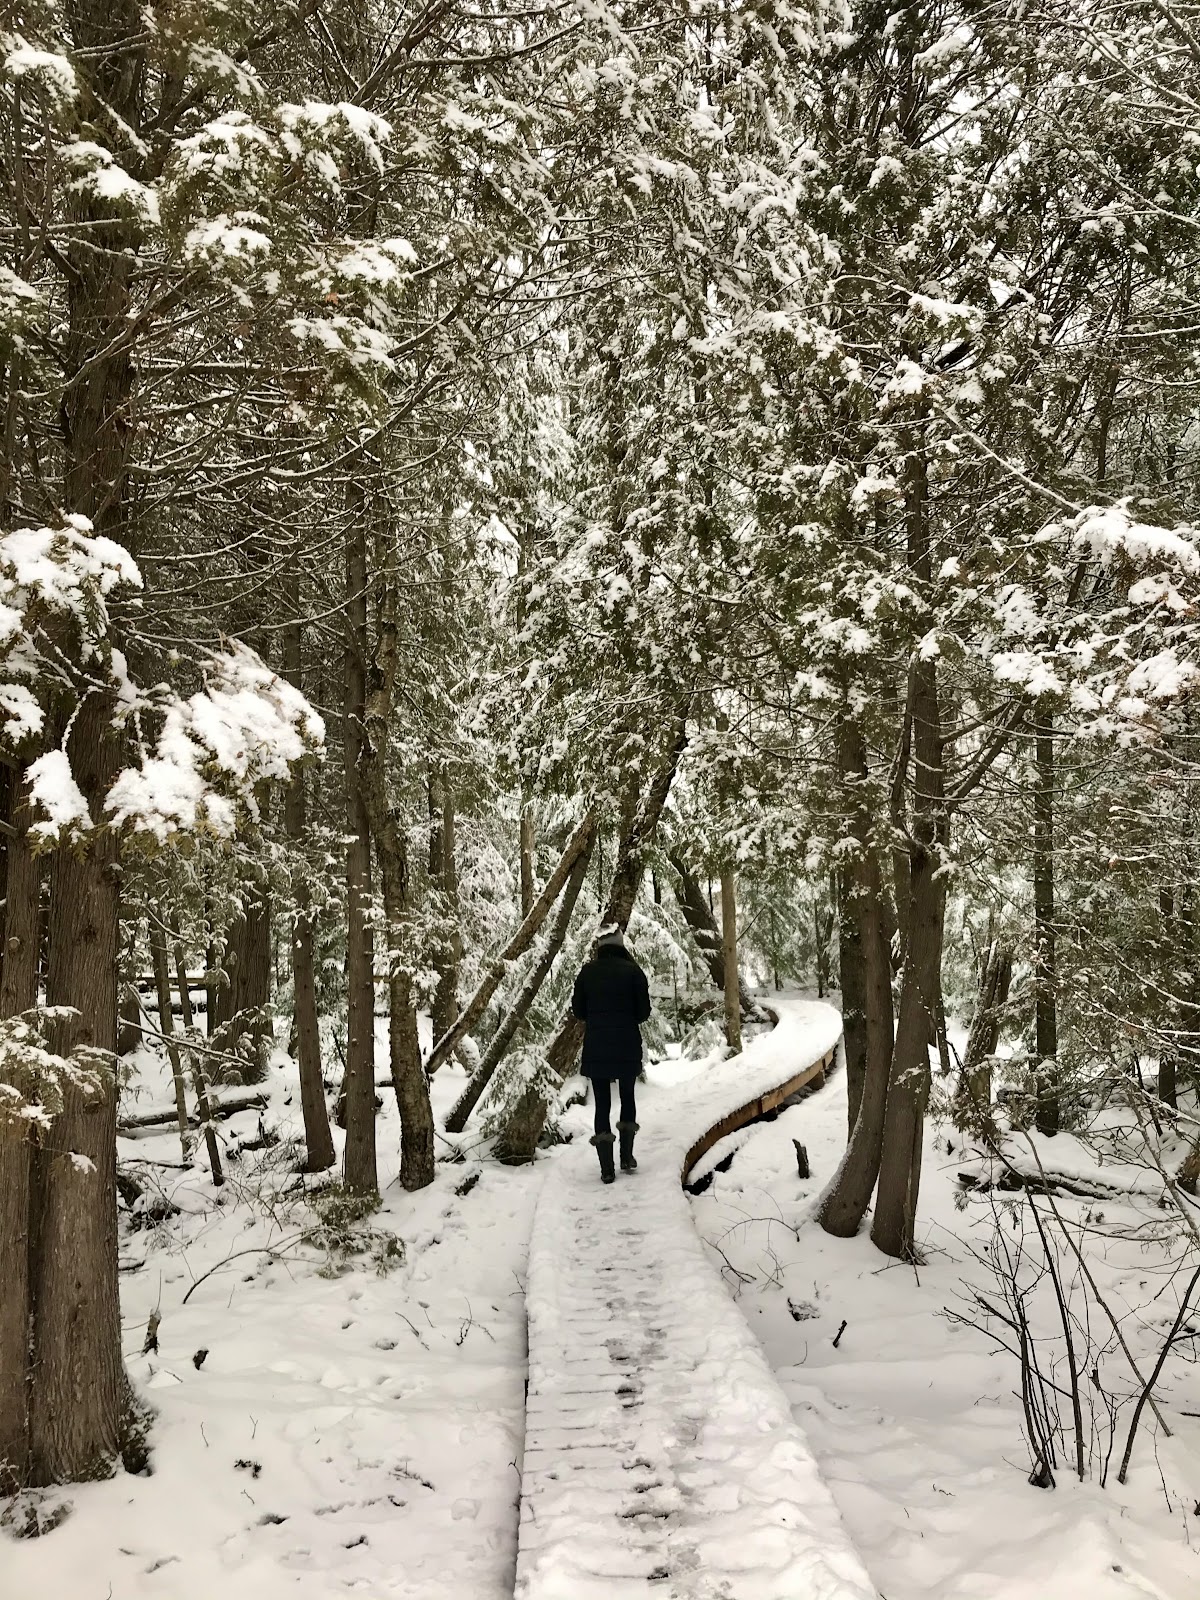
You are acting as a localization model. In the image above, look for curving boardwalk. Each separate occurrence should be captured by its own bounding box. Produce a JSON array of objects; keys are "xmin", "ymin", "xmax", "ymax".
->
[{"xmin": 515, "ymin": 997, "xmax": 879, "ymax": 1600}]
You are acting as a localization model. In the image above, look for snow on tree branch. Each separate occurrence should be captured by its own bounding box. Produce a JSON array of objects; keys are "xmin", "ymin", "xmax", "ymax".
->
[
  {"xmin": 0, "ymin": 518, "xmax": 323, "ymax": 845},
  {"xmin": 107, "ymin": 641, "xmax": 325, "ymax": 844}
]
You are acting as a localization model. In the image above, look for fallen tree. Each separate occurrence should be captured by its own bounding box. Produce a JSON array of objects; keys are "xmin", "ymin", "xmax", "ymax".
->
[{"xmin": 425, "ymin": 809, "xmax": 597, "ymax": 1076}]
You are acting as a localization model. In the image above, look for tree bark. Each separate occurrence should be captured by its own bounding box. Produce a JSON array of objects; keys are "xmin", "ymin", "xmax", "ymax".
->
[
  {"xmin": 870, "ymin": 424, "xmax": 948, "ymax": 1262},
  {"xmin": 362, "ymin": 572, "xmax": 435, "ymax": 1190},
  {"xmin": 375, "ymin": 820, "xmax": 435, "ymax": 1191},
  {"xmin": 29, "ymin": 694, "xmax": 128, "ymax": 1484},
  {"xmin": 171, "ymin": 923, "xmax": 224, "ymax": 1185},
  {"xmin": 519, "ymin": 806, "xmax": 535, "ymax": 920},
  {"xmin": 494, "ymin": 712, "xmax": 689, "ymax": 1165},
  {"xmin": 1033, "ymin": 712, "xmax": 1059, "ymax": 1135},
  {"xmin": 117, "ymin": 984, "xmax": 143, "ymax": 1056},
  {"xmin": 1178, "ymin": 1137, "xmax": 1200, "ymax": 1197},
  {"xmin": 283, "ymin": 603, "xmax": 334, "ymax": 1173},
  {"xmin": 818, "ymin": 715, "xmax": 895, "ymax": 1238},
  {"xmin": 953, "ymin": 938, "xmax": 1012, "ymax": 1135},
  {"xmin": 25, "ymin": 0, "xmax": 142, "ymax": 1478},
  {"xmin": 0, "ymin": 772, "xmax": 39, "ymax": 1491},
  {"xmin": 837, "ymin": 850, "xmax": 867, "ymax": 1137},
  {"xmin": 150, "ymin": 922, "xmax": 193, "ymax": 1164},
  {"xmin": 430, "ymin": 775, "xmax": 461, "ymax": 1046},
  {"xmin": 445, "ymin": 830, "xmax": 593, "ymax": 1133},
  {"xmin": 721, "ymin": 863, "xmax": 741, "ymax": 1053},
  {"xmin": 342, "ymin": 509, "xmax": 378, "ymax": 1198},
  {"xmin": 426, "ymin": 809, "xmax": 597, "ymax": 1075},
  {"xmin": 230, "ymin": 857, "xmax": 272, "ymax": 1081},
  {"xmin": 1158, "ymin": 889, "xmax": 1178, "ymax": 1110},
  {"xmin": 667, "ymin": 851, "xmax": 756, "ymax": 1015}
]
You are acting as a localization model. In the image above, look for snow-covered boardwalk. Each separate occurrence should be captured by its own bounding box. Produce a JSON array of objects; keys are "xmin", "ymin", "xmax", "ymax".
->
[{"xmin": 515, "ymin": 998, "xmax": 879, "ymax": 1600}]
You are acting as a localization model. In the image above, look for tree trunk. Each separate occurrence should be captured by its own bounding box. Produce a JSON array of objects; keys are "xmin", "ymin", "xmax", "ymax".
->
[
  {"xmin": 721, "ymin": 862, "xmax": 741, "ymax": 1053},
  {"xmin": 283, "ymin": 605, "xmax": 334, "ymax": 1173},
  {"xmin": 818, "ymin": 715, "xmax": 895, "ymax": 1238},
  {"xmin": 232, "ymin": 863, "xmax": 272, "ymax": 1080},
  {"xmin": 1178, "ymin": 1137, "xmax": 1200, "ymax": 1197},
  {"xmin": 430, "ymin": 775, "xmax": 461, "ymax": 1046},
  {"xmin": 117, "ymin": 984, "xmax": 143, "ymax": 1056},
  {"xmin": 25, "ymin": 0, "xmax": 142, "ymax": 1477},
  {"xmin": 667, "ymin": 850, "xmax": 756, "ymax": 1014},
  {"xmin": 0, "ymin": 773, "xmax": 40, "ymax": 1491},
  {"xmin": 1158, "ymin": 889, "xmax": 1178, "ymax": 1110},
  {"xmin": 375, "ymin": 823, "xmax": 435, "ymax": 1191},
  {"xmin": 837, "ymin": 856, "xmax": 867, "ymax": 1137},
  {"xmin": 342, "ymin": 512, "xmax": 378, "ymax": 1198},
  {"xmin": 519, "ymin": 806, "xmax": 535, "ymax": 920},
  {"xmin": 29, "ymin": 693, "xmax": 129, "ymax": 1484},
  {"xmin": 669, "ymin": 852, "xmax": 723, "ymax": 985},
  {"xmin": 445, "ymin": 832, "xmax": 594, "ymax": 1133},
  {"xmin": 150, "ymin": 922, "xmax": 193, "ymax": 1164},
  {"xmin": 427, "ymin": 809, "xmax": 597, "ymax": 1075},
  {"xmin": 362, "ymin": 572, "xmax": 435, "ymax": 1191},
  {"xmin": 870, "ymin": 423, "xmax": 948, "ymax": 1262},
  {"xmin": 212, "ymin": 870, "xmax": 271, "ymax": 1082},
  {"xmin": 171, "ymin": 924, "xmax": 224, "ymax": 1185},
  {"xmin": 1033, "ymin": 712, "xmax": 1059, "ymax": 1135},
  {"xmin": 494, "ymin": 712, "xmax": 689, "ymax": 1165},
  {"xmin": 953, "ymin": 938, "xmax": 1012, "ymax": 1135}
]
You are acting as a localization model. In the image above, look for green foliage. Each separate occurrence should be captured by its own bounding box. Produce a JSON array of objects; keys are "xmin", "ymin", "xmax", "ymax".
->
[{"xmin": 306, "ymin": 1184, "xmax": 403, "ymax": 1279}]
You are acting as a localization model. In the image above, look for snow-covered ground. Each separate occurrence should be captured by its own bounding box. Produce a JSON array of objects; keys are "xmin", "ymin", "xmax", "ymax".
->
[
  {"xmin": 5, "ymin": 1028, "xmax": 541, "ymax": 1600},
  {"xmin": 10, "ymin": 996, "xmax": 1200, "ymax": 1600},
  {"xmin": 688, "ymin": 1042, "xmax": 1200, "ymax": 1600}
]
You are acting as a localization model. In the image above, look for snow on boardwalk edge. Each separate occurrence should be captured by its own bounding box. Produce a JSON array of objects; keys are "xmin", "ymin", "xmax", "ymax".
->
[{"xmin": 516, "ymin": 997, "xmax": 879, "ymax": 1600}]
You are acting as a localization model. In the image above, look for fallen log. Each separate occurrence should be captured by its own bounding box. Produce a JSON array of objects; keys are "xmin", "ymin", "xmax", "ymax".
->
[
  {"xmin": 118, "ymin": 1090, "xmax": 268, "ymax": 1134},
  {"xmin": 957, "ymin": 1165, "xmax": 1164, "ymax": 1205}
]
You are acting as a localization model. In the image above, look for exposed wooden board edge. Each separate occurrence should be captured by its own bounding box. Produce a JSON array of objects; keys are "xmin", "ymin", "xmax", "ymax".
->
[{"xmin": 679, "ymin": 1043, "xmax": 838, "ymax": 1186}]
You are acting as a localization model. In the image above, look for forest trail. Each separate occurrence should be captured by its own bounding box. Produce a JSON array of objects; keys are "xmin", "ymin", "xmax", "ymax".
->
[{"xmin": 515, "ymin": 998, "xmax": 878, "ymax": 1600}]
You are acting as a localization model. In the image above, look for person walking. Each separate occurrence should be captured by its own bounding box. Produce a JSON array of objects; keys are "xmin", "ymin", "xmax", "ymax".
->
[{"xmin": 571, "ymin": 924, "xmax": 652, "ymax": 1183}]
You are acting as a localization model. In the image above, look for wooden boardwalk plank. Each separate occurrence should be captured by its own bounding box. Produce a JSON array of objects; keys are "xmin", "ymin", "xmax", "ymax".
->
[{"xmin": 514, "ymin": 997, "xmax": 879, "ymax": 1600}]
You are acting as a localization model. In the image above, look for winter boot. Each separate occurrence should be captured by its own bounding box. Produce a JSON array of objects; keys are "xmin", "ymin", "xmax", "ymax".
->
[
  {"xmin": 617, "ymin": 1121, "xmax": 639, "ymax": 1173},
  {"xmin": 591, "ymin": 1132, "xmax": 616, "ymax": 1184}
]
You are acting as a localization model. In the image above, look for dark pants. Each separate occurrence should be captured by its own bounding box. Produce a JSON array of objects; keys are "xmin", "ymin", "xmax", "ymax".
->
[{"xmin": 592, "ymin": 1075, "xmax": 637, "ymax": 1136}]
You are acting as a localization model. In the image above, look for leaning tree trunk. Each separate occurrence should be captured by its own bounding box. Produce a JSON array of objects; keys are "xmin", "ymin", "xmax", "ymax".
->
[
  {"xmin": 283, "ymin": 603, "xmax": 334, "ymax": 1173},
  {"xmin": 953, "ymin": 937, "xmax": 1012, "ymax": 1136},
  {"xmin": 818, "ymin": 715, "xmax": 896, "ymax": 1238},
  {"xmin": 342, "ymin": 511, "xmax": 378, "ymax": 1198},
  {"xmin": 494, "ymin": 713, "xmax": 690, "ymax": 1165},
  {"xmin": 0, "ymin": 771, "xmax": 40, "ymax": 1490},
  {"xmin": 520, "ymin": 805, "xmax": 536, "ymax": 920},
  {"xmin": 445, "ymin": 832, "xmax": 594, "ymax": 1133},
  {"xmin": 667, "ymin": 851, "xmax": 756, "ymax": 1015},
  {"xmin": 870, "ymin": 422, "xmax": 949, "ymax": 1263},
  {"xmin": 427, "ymin": 809, "xmax": 597, "ymax": 1076},
  {"xmin": 1033, "ymin": 710, "xmax": 1059, "ymax": 1135}
]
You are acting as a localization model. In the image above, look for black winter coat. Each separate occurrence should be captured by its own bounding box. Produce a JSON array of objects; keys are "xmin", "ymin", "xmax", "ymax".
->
[{"xmin": 571, "ymin": 945, "xmax": 651, "ymax": 1080}]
